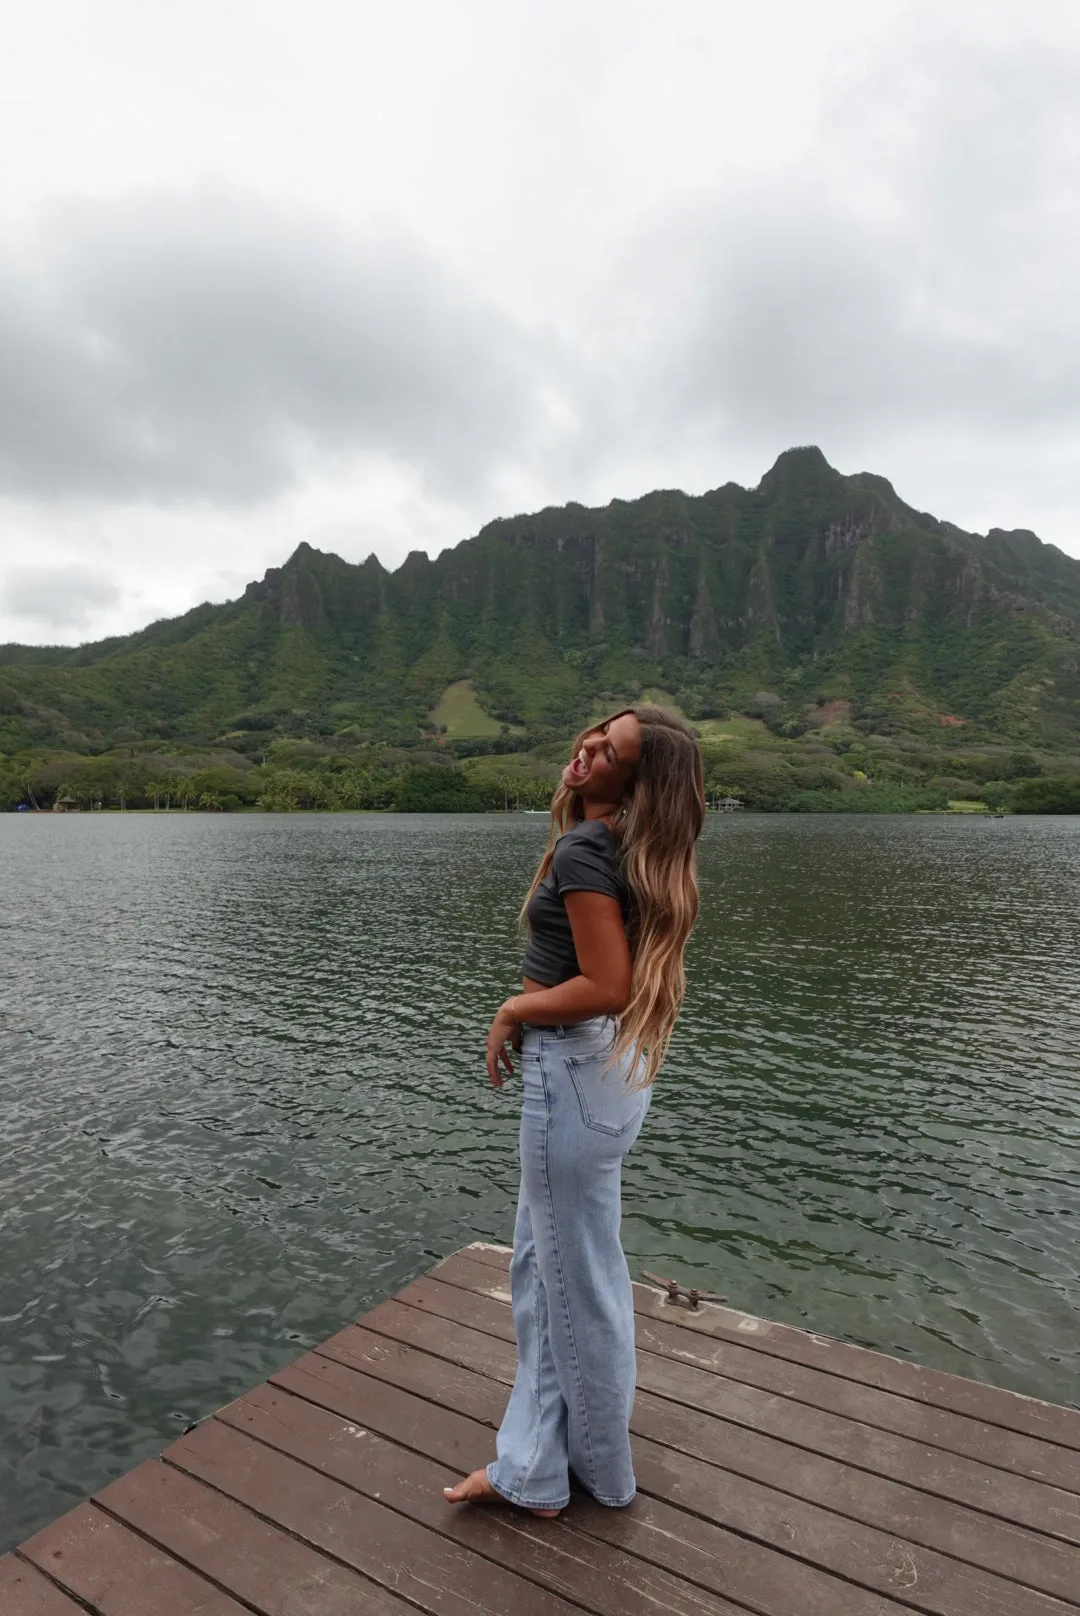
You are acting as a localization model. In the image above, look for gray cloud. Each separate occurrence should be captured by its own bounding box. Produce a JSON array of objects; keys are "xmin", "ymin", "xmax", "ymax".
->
[
  {"xmin": 2, "ymin": 4, "xmax": 1079, "ymax": 653},
  {"xmin": 576, "ymin": 33, "xmax": 1080, "ymax": 471},
  {"xmin": 0, "ymin": 188, "xmax": 556, "ymax": 506},
  {"xmin": 1, "ymin": 32, "xmax": 1077, "ymax": 532},
  {"xmin": 2, "ymin": 562, "xmax": 122, "ymax": 628}
]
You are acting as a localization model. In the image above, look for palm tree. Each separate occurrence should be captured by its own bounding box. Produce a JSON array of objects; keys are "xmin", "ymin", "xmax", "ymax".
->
[{"xmin": 494, "ymin": 773, "xmax": 517, "ymax": 811}]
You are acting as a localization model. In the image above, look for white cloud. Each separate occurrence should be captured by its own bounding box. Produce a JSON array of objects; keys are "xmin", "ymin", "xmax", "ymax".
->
[
  {"xmin": 2, "ymin": 562, "xmax": 122, "ymax": 631},
  {"xmin": 576, "ymin": 26, "xmax": 1080, "ymax": 450}
]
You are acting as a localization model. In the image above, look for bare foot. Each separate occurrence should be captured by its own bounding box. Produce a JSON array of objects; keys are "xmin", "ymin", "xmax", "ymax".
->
[{"xmin": 443, "ymin": 1467, "xmax": 561, "ymax": 1518}]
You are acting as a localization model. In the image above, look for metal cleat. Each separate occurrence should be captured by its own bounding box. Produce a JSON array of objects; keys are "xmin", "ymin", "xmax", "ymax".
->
[{"xmin": 641, "ymin": 1270, "xmax": 727, "ymax": 1309}]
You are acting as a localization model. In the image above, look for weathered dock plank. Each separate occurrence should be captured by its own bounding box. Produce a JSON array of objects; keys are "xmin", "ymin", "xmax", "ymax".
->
[
  {"xmin": 357, "ymin": 1271, "xmax": 1080, "ymax": 1533},
  {"xmin": 96, "ymin": 1459, "xmax": 417, "ymax": 1616},
  {"xmin": 7, "ymin": 1242, "xmax": 1079, "ymax": 1616},
  {"xmin": 461, "ymin": 1243, "xmax": 1080, "ymax": 1452},
  {"xmin": 321, "ymin": 1297, "xmax": 1080, "ymax": 1605},
  {"xmin": 0, "ymin": 1556, "xmax": 87, "ymax": 1615},
  {"xmin": 19, "ymin": 1502, "xmax": 252, "ymax": 1614}
]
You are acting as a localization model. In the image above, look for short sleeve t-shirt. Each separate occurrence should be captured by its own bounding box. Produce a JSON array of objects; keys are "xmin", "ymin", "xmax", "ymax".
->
[{"xmin": 521, "ymin": 819, "xmax": 630, "ymax": 985}]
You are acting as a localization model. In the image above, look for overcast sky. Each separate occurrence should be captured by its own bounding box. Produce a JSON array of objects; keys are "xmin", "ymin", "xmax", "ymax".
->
[{"xmin": 1, "ymin": 0, "xmax": 1078, "ymax": 644}]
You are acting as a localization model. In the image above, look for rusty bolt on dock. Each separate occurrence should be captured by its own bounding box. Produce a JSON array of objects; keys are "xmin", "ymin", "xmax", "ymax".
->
[{"xmin": 642, "ymin": 1270, "xmax": 726, "ymax": 1309}]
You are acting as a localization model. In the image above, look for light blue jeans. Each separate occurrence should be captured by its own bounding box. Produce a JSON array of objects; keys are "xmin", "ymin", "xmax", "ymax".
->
[{"xmin": 487, "ymin": 1017, "xmax": 651, "ymax": 1511}]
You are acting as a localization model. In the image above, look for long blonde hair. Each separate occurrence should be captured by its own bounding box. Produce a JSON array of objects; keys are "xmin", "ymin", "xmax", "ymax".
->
[{"xmin": 521, "ymin": 704, "xmax": 705, "ymax": 1087}]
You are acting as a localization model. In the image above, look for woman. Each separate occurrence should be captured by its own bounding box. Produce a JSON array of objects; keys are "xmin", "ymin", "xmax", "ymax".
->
[{"xmin": 444, "ymin": 704, "xmax": 705, "ymax": 1517}]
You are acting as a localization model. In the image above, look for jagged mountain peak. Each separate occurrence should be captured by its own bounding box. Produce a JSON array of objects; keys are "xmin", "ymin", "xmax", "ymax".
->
[
  {"xmin": 2, "ymin": 450, "xmax": 1079, "ymax": 753},
  {"xmin": 281, "ymin": 540, "xmax": 319, "ymax": 567},
  {"xmin": 756, "ymin": 445, "xmax": 843, "ymax": 500}
]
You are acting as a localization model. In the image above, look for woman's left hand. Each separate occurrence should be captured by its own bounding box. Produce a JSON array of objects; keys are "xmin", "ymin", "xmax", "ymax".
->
[{"xmin": 486, "ymin": 1001, "xmax": 520, "ymax": 1088}]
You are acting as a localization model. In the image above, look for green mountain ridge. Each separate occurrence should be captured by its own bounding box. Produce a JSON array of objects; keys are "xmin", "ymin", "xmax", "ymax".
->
[{"xmin": 3, "ymin": 446, "xmax": 1079, "ymax": 755}]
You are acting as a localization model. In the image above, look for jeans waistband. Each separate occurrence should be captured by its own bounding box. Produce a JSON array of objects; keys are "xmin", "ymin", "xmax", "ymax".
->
[{"xmin": 520, "ymin": 1015, "xmax": 614, "ymax": 1040}]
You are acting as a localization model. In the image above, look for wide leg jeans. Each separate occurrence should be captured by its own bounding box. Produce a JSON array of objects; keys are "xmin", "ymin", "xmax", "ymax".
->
[{"xmin": 487, "ymin": 1017, "xmax": 650, "ymax": 1512}]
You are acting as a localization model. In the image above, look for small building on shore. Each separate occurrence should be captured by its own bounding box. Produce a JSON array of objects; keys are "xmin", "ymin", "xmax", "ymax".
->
[{"xmin": 52, "ymin": 796, "xmax": 79, "ymax": 813}]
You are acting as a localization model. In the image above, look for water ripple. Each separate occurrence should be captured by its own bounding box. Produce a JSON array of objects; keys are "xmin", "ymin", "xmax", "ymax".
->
[{"xmin": 0, "ymin": 810, "xmax": 1078, "ymax": 1549}]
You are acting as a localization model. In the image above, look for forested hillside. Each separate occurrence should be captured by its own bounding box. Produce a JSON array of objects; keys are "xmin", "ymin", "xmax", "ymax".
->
[{"xmin": 3, "ymin": 447, "xmax": 1079, "ymax": 811}]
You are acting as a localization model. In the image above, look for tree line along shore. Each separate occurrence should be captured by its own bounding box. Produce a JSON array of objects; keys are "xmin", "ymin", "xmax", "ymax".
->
[{"xmin": 6, "ymin": 715, "xmax": 1079, "ymax": 815}]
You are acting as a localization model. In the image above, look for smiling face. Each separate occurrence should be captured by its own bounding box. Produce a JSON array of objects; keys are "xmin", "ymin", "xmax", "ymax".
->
[{"xmin": 561, "ymin": 710, "xmax": 642, "ymax": 809}]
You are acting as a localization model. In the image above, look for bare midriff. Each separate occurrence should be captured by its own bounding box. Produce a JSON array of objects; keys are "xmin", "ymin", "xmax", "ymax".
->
[{"xmin": 519, "ymin": 976, "xmax": 593, "ymax": 1027}]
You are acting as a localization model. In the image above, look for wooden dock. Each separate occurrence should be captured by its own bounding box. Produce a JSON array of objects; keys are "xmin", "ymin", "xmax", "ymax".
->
[{"xmin": 4, "ymin": 1241, "xmax": 1079, "ymax": 1615}]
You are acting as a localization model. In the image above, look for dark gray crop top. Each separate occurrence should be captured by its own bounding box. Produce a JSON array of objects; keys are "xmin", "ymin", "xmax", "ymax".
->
[{"xmin": 522, "ymin": 819, "xmax": 631, "ymax": 985}]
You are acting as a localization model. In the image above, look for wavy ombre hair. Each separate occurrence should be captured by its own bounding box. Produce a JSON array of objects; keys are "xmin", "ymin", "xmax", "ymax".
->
[{"xmin": 522, "ymin": 704, "xmax": 705, "ymax": 1087}]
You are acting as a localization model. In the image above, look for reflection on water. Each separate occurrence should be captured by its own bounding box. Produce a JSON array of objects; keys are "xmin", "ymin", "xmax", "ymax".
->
[{"xmin": 1, "ymin": 810, "xmax": 1078, "ymax": 1547}]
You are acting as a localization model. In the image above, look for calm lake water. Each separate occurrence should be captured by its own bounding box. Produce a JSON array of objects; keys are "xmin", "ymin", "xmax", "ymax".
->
[{"xmin": 1, "ymin": 810, "xmax": 1078, "ymax": 1548}]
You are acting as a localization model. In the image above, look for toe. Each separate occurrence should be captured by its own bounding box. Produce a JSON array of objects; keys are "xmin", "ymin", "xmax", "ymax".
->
[{"xmin": 443, "ymin": 1468, "xmax": 495, "ymax": 1504}]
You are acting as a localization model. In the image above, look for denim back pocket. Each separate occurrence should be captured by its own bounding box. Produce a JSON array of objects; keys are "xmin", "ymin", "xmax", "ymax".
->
[{"xmin": 565, "ymin": 1051, "xmax": 644, "ymax": 1136}]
